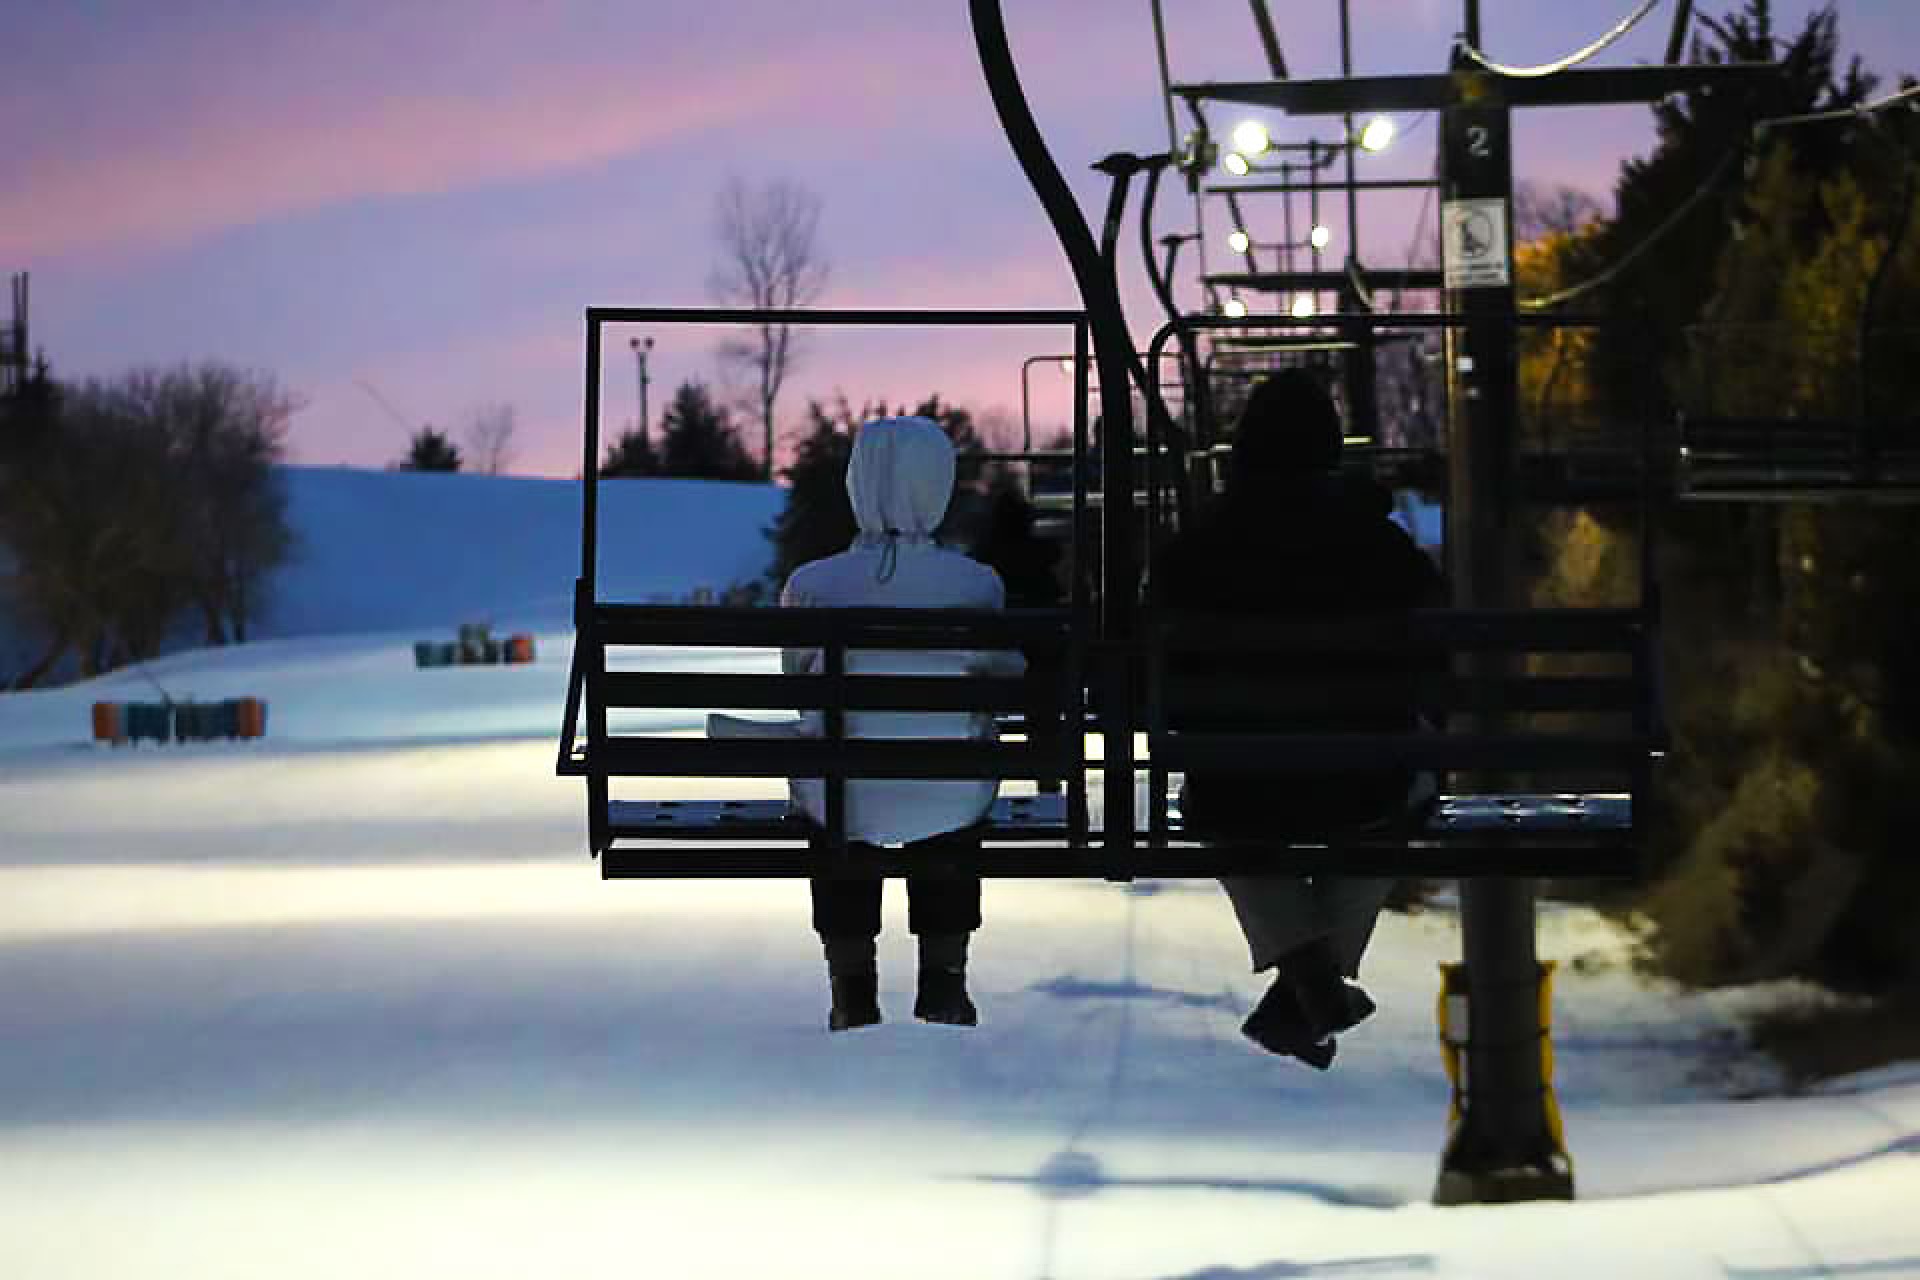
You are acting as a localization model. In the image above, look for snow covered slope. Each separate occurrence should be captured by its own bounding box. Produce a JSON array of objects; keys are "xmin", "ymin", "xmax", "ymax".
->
[
  {"xmin": 2, "ymin": 626, "xmax": 1917, "ymax": 1277},
  {"xmin": 261, "ymin": 466, "xmax": 784, "ymax": 637},
  {"xmin": 0, "ymin": 465, "xmax": 784, "ymax": 676},
  {"xmin": 0, "ymin": 468, "xmax": 1914, "ymax": 1278}
]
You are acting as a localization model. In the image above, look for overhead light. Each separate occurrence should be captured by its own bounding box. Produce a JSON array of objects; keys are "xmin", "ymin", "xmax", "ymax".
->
[
  {"xmin": 1223, "ymin": 296, "xmax": 1248, "ymax": 319},
  {"xmin": 1230, "ymin": 119, "xmax": 1271, "ymax": 157},
  {"xmin": 1227, "ymin": 229, "xmax": 1251, "ymax": 255},
  {"xmin": 1309, "ymin": 223, "xmax": 1332, "ymax": 250},
  {"xmin": 1358, "ymin": 115, "xmax": 1395, "ymax": 153},
  {"xmin": 1223, "ymin": 151, "xmax": 1251, "ymax": 176},
  {"xmin": 1290, "ymin": 294, "xmax": 1316, "ymax": 320},
  {"xmin": 1058, "ymin": 358, "xmax": 1075, "ymax": 374}
]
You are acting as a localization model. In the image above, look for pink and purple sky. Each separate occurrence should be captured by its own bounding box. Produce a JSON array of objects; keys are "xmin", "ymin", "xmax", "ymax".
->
[{"xmin": 6, "ymin": 1, "xmax": 1915, "ymax": 477}]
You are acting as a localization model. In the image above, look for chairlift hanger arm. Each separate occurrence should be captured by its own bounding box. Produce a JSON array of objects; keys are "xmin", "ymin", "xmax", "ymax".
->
[
  {"xmin": 1137, "ymin": 159, "xmax": 1206, "ymax": 512},
  {"xmin": 1664, "ymin": 0, "xmax": 1694, "ymax": 65},
  {"xmin": 1246, "ymin": 0, "xmax": 1288, "ymax": 80}
]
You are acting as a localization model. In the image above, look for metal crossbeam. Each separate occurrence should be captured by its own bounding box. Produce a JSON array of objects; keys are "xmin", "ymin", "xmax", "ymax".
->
[
  {"xmin": 1206, "ymin": 270, "xmax": 1443, "ymax": 293},
  {"xmin": 599, "ymin": 793, "xmax": 1636, "ymax": 878},
  {"xmin": 1208, "ymin": 178, "xmax": 1441, "ymax": 194},
  {"xmin": 1172, "ymin": 62, "xmax": 1780, "ymax": 115},
  {"xmin": 595, "ymin": 603, "xmax": 1068, "ymax": 649},
  {"xmin": 601, "ymin": 844, "xmax": 1635, "ymax": 878},
  {"xmin": 596, "ymin": 737, "xmax": 1061, "ymax": 781}
]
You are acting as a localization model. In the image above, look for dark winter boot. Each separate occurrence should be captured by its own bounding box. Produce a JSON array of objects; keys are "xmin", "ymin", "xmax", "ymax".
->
[
  {"xmin": 913, "ymin": 967, "xmax": 977, "ymax": 1026},
  {"xmin": 1240, "ymin": 977, "xmax": 1337, "ymax": 1070},
  {"xmin": 828, "ymin": 973, "xmax": 882, "ymax": 1032},
  {"xmin": 824, "ymin": 936, "xmax": 881, "ymax": 1032},
  {"xmin": 1277, "ymin": 935, "xmax": 1377, "ymax": 1042},
  {"xmin": 913, "ymin": 932, "xmax": 976, "ymax": 1026}
]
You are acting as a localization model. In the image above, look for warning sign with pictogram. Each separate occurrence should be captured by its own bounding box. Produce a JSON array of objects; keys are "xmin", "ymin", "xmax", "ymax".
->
[{"xmin": 1442, "ymin": 198, "xmax": 1510, "ymax": 289}]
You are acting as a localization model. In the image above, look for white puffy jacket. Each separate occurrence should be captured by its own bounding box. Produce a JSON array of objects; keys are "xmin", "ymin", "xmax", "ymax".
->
[{"xmin": 778, "ymin": 416, "xmax": 1022, "ymax": 845}]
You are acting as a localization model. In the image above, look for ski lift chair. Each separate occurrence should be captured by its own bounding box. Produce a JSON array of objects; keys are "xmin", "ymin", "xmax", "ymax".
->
[
  {"xmin": 562, "ymin": 601, "xmax": 1087, "ymax": 877},
  {"xmin": 558, "ymin": 306, "xmax": 1097, "ymax": 877},
  {"xmin": 1678, "ymin": 414, "xmax": 1920, "ymax": 500},
  {"xmin": 1144, "ymin": 607, "xmax": 1664, "ymax": 878},
  {"xmin": 1133, "ymin": 313, "xmax": 1666, "ymax": 879}
]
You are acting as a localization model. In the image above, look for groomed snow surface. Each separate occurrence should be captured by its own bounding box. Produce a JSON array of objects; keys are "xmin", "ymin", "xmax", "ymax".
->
[{"xmin": 2, "ymin": 470, "xmax": 1916, "ymax": 1278}]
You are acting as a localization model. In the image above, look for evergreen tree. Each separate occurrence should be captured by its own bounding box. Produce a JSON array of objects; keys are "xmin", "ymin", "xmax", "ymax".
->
[
  {"xmin": 400, "ymin": 426, "xmax": 461, "ymax": 472},
  {"xmin": 657, "ymin": 380, "xmax": 759, "ymax": 481},
  {"xmin": 599, "ymin": 424, "xmax": 659, "ymax": 477},
  {"xmin": 1527, "ymin": 4, "xmax": 1920, "ymax": 1004},
  {"xmin": 1584, "ymin": 0, "xmax": 1872, "ymax": 421},
  {"xmin": 766, "ymin": 399, "xmax": 857, "ymax": 585},
  {"xmin": 907, "ymin": 393, "xmax": 988, "ymax": 462},
  {"xmin": 0, "ymin": 355, "xmax": 59, "ymax": 466},
  {"xmin": 764, "ymin": 394, "xmax": 1006, "ymax": 586}
]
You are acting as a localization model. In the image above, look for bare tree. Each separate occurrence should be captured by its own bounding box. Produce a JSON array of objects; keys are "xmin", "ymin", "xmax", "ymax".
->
[
  {"xmin": 1515, "ymin": 182, "xmax": 1606, "ymax": 241},
  {"xmin": 0, "ymin": 362, "xmax": 296, "ymax": 680},
  {"xmin": 708, "ymin": 176, "xmax": 829, "ymax": 479},
  {"xmin": 151, "ymin": 364, "xmax": 298, "ymax": 645},
  {"xmin": 463, "ymin": 402, "xmax": 517, "ymax": 475}
]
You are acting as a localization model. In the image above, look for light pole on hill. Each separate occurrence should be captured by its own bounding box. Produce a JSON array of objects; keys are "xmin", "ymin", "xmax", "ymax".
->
[{"xmin": 630, "ymin": 336, "xmax": 654, "ymax": 454}]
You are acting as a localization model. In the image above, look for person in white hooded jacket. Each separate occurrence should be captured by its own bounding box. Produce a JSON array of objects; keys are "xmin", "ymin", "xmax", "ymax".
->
[{"xmin": 779, "ymin": 415, "xmax": 1021, "ymax": 1031}]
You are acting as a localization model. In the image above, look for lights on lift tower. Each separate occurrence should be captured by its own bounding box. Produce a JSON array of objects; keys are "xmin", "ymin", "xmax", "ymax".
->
[
  {"xmin": 1224, "ymin": 115, "xmax": 1395, "ymax": 168},
  {"xmin": 1358, "ymin": 114, "xmax": 1396, "ymax": 153},
  {"xmin": 1290, "ymin": 293, "xmax": 1317, "ymax": 320},
  {"xmin": 1230, "ymin": 119, "xmax": 1272, "ymax": 157},
  {"xmin": 1223, "ymin": 295, "xmax": 1248, "ymax": 319},
  {"xmin": 1228, "ymin": 225, "xmax": 1332, "ymax": 255}
]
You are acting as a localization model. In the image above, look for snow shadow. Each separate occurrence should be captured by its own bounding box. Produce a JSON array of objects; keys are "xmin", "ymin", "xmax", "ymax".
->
[
  {"xmin": 0, "ymin": 914, "xmax": 1319, "ymax": 1141},
  {"xmin": 0, "ymin": 816, "xmax": 582, "ymax": 867},
  {"xmin": 1146, "ymin": 1257, "xmax": 1438, "ymax": 1279},
  {"xmin": 1027, "ymin": 974, "xmax": 1240, "ymax": 1014},
  {"xmin": 1756, "ymin": 1131, "xmax": 1920, "ymax": 1185},
  {"xmin": 1722, "ymin": 1260, "xmax": 1920, "ymax": 1279},
  {"xmin": 967, "ymin": 1146, "xmax": 1410, "ymax": 1210}
]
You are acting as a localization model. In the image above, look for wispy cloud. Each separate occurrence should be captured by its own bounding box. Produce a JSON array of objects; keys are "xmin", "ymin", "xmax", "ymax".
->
[{"xmin": 0, "ymin": 16, "xmax": 947, "ymax": 264}]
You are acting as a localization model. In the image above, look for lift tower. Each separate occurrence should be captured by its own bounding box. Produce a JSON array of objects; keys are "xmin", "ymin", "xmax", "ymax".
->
[{"xmin": 1171, "ymin": 10, "xmax": 1779, "ymax": 1204}]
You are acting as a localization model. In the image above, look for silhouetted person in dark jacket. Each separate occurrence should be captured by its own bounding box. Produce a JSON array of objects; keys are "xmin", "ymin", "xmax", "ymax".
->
[{"xmin": 1150, "ymin": 368, "xmax": 1442, "ymax": 1069}]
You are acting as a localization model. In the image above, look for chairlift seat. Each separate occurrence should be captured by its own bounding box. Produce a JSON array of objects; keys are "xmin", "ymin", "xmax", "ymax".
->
[
  {"xmin": 560, "ymin": 598, "xmax": 1661, "ymax": 879},
  {"xmin": 1680, "ymin": 415, "xmax": 1920, "ymax": 499},
  {"xmin": 559, "ymin": 602, "xmax": 1090, "ymax": 875},
  {"xmin": 1142, "ymin": 606, "xmax": 1664, "ymax": 879}
]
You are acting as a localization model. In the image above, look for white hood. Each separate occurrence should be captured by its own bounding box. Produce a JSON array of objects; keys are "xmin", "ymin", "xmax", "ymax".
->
[
  {"xmin": 774, "ymin": 415, "xmax": 1017, "ymax": 846},
  {"xmin": 845, "ymin": 416, "xmax": 954, "ymax": 540}
]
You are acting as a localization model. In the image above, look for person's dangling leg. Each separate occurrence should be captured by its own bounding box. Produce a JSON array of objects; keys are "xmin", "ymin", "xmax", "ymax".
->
[
  {"xmin": 1221, "ymin": 875, "xmax": 1341, "ymax": 1066},
  {"xmin": 1259, "ymin": 875, "xmax": 1396, "ymax": 1043},
  {"xmin": 811, "ymin": 865, "xmax": 884, "ymax": 1032},
  {"xmin": 1316, "ymin": 876, "xmax": 1399, "ymax": 978},
  {"xmin": 1220, "ymin": 874, "xmax": 1319, "ymax": 973},
  {"xmin": 904, "ymin": 828, "xmax": 982, "ymax": 1026},
  {"xmin": 1224, "ymin": 875, "xmax": 1376, "ymax": 1046}
]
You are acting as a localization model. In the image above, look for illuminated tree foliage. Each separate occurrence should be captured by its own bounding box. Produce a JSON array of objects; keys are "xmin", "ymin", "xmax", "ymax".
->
[{"xmin": 1526, "ymin": 2, "xmax": 1920, "ymax": 998}]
